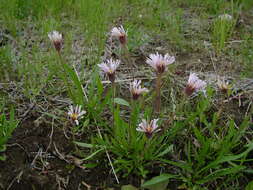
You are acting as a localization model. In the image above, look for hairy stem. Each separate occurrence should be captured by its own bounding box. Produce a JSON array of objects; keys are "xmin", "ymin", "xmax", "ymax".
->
[
  {"xmin": 112, "ymin": 81, "xmax": 115, "ymax": 127},
  {"xmin": 155, "ymin": 73, "xmax": 162, "ymax": 114}
]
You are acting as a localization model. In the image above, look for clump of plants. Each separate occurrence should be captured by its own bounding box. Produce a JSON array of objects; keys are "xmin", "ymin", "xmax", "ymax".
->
[
  {"xmin": 47, "ymin": 24, "xmax": 252, "ymax": 189},
  {"xmin": 211, "ymin": 13, "xmax": 236, "ymax": 53}
]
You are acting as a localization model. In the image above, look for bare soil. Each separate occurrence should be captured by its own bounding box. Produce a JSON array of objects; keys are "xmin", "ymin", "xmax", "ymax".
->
[{"xmin": 0, "ymin": 117, "xmax": 115, "ymax": 190}]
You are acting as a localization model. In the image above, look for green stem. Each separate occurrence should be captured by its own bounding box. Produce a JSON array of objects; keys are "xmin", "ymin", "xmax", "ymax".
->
[
  {"xmin": 112, "ymin": 81, "xmax": 115, "ymax": 127},
  {"xmin": 130, "ymin": 99, "xmax": 139, "ymax": 142},
  {"xmin": 155, "ymin": 74, "xmax": 162, "ymax": 114},
  {"xmin": 71, "ymin": 127, "xmax": 78, "ymax": 152},
  {"xmin": 178, "ymin": 94, "xmax": 187, "ymax": 114}
]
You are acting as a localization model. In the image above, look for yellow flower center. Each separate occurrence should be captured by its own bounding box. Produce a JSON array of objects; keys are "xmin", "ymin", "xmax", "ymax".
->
[
  {"xmin": 70, "ymin": 113, "xmax": 78, "ymax": 121},
  {"xmin": 146, "ymin": 126, "xmax": 152, "ymax": 133}
]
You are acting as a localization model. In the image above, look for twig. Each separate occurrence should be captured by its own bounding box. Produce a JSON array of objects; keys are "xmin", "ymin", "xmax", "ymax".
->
[
  {"xmin": 225, "ymin": 40, "xmax": 245, "ymax": 44},
  {"xmin": 222, "ymin": 92, "xmax": 248, "ymax": 103},
  {"xmin": 100, "ymin": 77, "xmax": 156, "ymax": 84},
  {"xmin": 245, "ymin": 100, "xmax": 252, "ymax": 116},
  {"xmin": 208, "ymin": 48, "xmax": 217, "ymax": 73},
  {"xmin": 96, "ymin": 126, "xmax": 119, "ymax": 184},
  {"xmin": 81, "ymin": 181, "xmax": 91, "ymax": 190},
  {"xmin": 53, "ymin": 142, "xmax": 70, "ymax": 163},
  {"xmin": 6, "ymin": 171, "xmax": 23, "ymax": 190},
  {"xmin": 19, "ymin": 102, "xmax": 35, "ymax": 122},
  {"xmin": 56, "ymin": 174, "xmax": 69, "ymax": 190},
  {"xmin": 53, "ymin": 143, "xmax": 85, "ymax": 169},
  {"xmin": 6, "ymin": 143, "xmax": 28, "ymax": 156},
  {"xmin": 63, "ymin": 125, "xmax": 71, "ymax": 139},
  {"xmin": 46, "ymin": 118, "xmax": 54, "ymax": 153},
  {"xmin": 31, "ymin": 148, "xmax": 43, "ymax": 168}
]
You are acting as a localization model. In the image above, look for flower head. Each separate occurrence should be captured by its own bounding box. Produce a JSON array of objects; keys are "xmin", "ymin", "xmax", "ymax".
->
[
  {"xmin": 48, "ymin": 31, "xmax": 63, "ymax": 52},
  {"xmin": 218, "ymin": 14, "xmax": 233, "ymax": 21},
  {"xmin": 217, "ymin": 78, "xmax": 230, "ymax": 93},
  {"xmin": 98, "ymin": 58, "xmax": 120, "ymax": 83},
  {"xmin": 130, "ymin": 80, "xmax": 148, "ymax": 100},
  {"xmin": 111, "ymin": 25, "xmax": 127, "ymax": 45},
  {"xmin": 184, "ymin": 73, "xmax": 207, "ymax": 96},
  {"xmin": 146, "ymin": 52, "xmax": 175, "ymax": 74},
  {"xmin": 136, "ymin": 119, "xmax": 160, "ymax": 138},
  {"xmin": 68, "ymin": 105, "xmax": 86, "ymax": 125}
]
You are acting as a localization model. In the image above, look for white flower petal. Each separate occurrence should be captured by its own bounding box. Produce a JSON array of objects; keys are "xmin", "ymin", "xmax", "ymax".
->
[
  {"xmin": 146, "ymin": 52, "xmax": 175, "ymax": 73},
  {"xmin": 98, "ymin": 59, "xmax": 120, "ymax": 74}
]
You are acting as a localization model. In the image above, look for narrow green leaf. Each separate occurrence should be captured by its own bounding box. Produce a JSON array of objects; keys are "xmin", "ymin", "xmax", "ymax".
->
[
  {"xmin": 74, "ymin": 141, "xmax": 94, "ymax": 148},
  {"xmin": 245, "ymin": 181, "xmax": 253, "ymax": 190},
  {"xmin": 62, "ymin": 63, "xmax": 85, "ymax": 105},
  {"xmin": 156, "ymin": 145, "xmax": 173, "ymax": 158},
  {"xmin": 84, "ymin": 163, "xmax": 98, "ymax": 168},
  {"xmin": 0, "ymin": 145, "xmax": 6, "ymax": 153},
  {"xmin": 121, "ymin": 185, "xmax": 138, "ymax": 190},
  {"xmin": 82, "ymin": 119, "xmax": 89, "ymax": 127},
  {"xmin": 81, "ymin": 148, "xmax": 104, "ymax": 161},
  {"xmin": 141, "ymin": 174, "xmax": 177, "ymax": 190},
  {"xmin": 160, "ymin": 159, "xmax": 193, "ymax": 172},
  {"xmin": 0, "ymin": 155, "xmax": 6, "ymax": 161},
  {"xmin": 196, "ymin": 166, "xmax": 245, "ymax": 184},
  {"xmin": 114, "ymin": 98, "xmax": 130, "ymax": 107},
  {"xmin": 197, "ymin": 142, "xmax": 253, "ymax": 175}
]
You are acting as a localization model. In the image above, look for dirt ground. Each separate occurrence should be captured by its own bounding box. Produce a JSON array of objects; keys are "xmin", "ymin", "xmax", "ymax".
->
[{"xmin": 0, "ymin": 117, "xmax": 116, "ymax": 190}]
